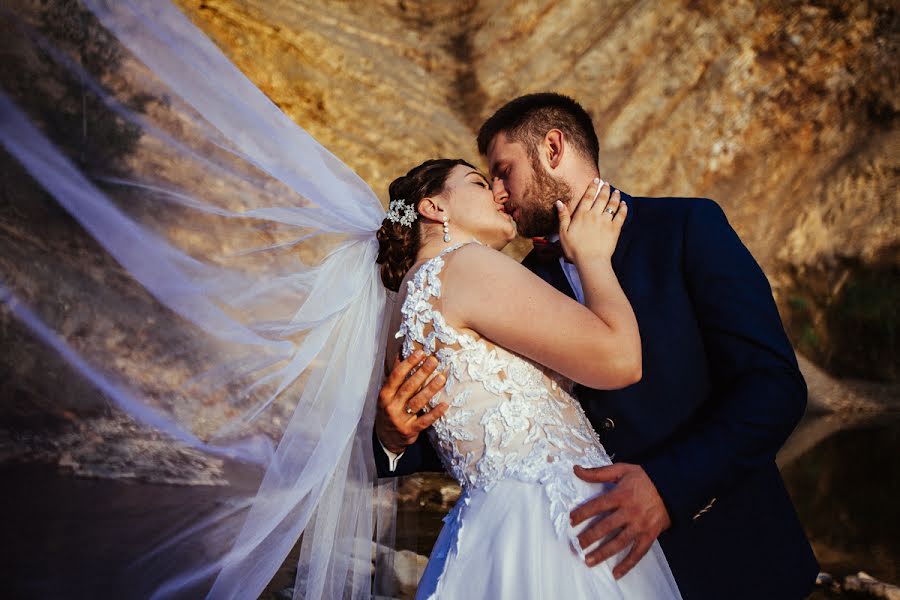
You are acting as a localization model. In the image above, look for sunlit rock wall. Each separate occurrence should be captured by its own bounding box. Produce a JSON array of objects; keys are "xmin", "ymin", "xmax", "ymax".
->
[
  {"xmin": 177, "ymin": 0, "xmax": 898, "ymax": 381},
  {"xmin": 0, "ymin": 0, "xmax": 896, "ymax": 481}
]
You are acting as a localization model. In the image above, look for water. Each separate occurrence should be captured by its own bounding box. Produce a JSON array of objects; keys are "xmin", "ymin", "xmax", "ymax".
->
[
  {"xmin": 0, "ymin": 460, "xmax": 264, "ymax": 599},
  {"xmin": 1, "ymin": 413, "xmax": 897, "ymax": 598},
  {"xmin": 780, "ymin": 413, "xmax": 900, "ymax": 587}
]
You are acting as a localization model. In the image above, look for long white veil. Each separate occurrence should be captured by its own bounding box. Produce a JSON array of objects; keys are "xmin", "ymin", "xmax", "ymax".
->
[{"xmin": 0, "ymin": 0, "xmax": 397, "ymax": 597}]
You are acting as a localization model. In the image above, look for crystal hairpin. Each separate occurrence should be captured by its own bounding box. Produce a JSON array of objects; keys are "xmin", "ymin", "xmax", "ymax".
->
[{"xmin": 386, "ymin": 199, "xmax": 418, "ymax": 227}]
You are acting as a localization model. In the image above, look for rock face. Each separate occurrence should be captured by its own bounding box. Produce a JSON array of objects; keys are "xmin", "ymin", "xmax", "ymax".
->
[
  {"xmin": 0, "ymin": 413, "xmax": 227, "ymax": 485},
  {"xmin": 0, "ymin": 0, "xmax": 896, "ymax": 481},
  {"xmin": 175, "ymin": 0, "xmax": 898, "ymax": 381}
]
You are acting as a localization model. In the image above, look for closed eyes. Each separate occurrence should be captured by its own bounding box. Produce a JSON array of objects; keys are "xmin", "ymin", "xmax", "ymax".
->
[{"xmin": 466, "ymin": 172, "xmax": 491, "ymax": 188}]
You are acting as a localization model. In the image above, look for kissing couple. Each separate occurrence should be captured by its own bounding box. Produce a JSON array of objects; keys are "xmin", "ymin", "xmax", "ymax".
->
[
  {"xmin": 0, "ymin": 3, "xmax": 819, "ymax": 596},
  {"xmin": 370, "ymin": 92, "xmax": 819, "ymax": 600}
]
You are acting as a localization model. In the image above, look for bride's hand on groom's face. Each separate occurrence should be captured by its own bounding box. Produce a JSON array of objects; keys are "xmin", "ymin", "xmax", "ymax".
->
[
  {"xmin": 375, "ymin": 350, "xmax": 449, "ymax": 455},
  {"xmin": 569, "ymin": 463, "xmax": 671, "ymax": 579},
  {"xmin": 556, "ymin": 179, "xmax": 627, "ymax": 264}
]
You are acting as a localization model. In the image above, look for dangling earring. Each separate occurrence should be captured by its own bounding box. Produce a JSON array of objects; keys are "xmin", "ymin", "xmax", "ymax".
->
[{"xmin": 442, "ymin": 216, "xmax": 451, "ymax": 243}]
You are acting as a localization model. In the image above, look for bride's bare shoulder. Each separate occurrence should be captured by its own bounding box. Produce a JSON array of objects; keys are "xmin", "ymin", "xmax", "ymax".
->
[
  {"xmin": 440, "ymin": 242, "xmax": 523, "ymax": 280},
  {"xmin": 439, "ymin": 241, "xmax": 553, "ymax": 319}
]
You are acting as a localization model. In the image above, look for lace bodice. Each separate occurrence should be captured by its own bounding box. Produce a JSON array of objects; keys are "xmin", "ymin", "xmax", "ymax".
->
[{"xmin": 395, "ymin": 242, "xmax": 612, "ymax": 537}]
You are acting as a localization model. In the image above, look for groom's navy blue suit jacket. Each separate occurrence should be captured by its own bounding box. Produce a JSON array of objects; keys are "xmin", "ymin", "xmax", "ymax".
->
[{"xmin": 374, "ymin": 193, "xmax": 819, "ymax": 599}]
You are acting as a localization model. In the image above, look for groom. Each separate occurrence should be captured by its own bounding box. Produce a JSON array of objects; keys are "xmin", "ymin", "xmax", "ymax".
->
[{"xmin": 373, "ymin": 93, "xmax": 818, "ymax": 599}]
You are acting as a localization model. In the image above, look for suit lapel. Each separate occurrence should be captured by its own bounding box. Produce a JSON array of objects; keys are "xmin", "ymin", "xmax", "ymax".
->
[
  {"xmin": 523, "ymin": 249, "xmax": 577, "ymax": 300},
  {"xmin": 610, "ymin": 189, "xmax": 637, "ymax": 274}
]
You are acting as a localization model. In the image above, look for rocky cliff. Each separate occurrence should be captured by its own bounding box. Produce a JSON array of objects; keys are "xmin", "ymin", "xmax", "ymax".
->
[
  {"xmin": 175, "ymin": 0, "xmax": 898, "ymax": 381},
  {"xmin": 0, "ymin": 0, "xmax": 897, "ymax": 482}
]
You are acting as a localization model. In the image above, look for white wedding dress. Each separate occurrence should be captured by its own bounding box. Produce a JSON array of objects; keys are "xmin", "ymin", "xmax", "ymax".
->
[{"xmin": 395, "ymin": 243, "xmax": 682, "ymax": 600}]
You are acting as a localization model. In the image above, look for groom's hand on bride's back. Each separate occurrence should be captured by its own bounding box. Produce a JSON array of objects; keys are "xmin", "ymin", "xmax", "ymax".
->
[
  {"xmin": 375, "ymin": 350, "xmax": 449, "ymax": 455},
  {"xmin": 570, "ymin": 463, "xmax": 671, "ymax": 579}
]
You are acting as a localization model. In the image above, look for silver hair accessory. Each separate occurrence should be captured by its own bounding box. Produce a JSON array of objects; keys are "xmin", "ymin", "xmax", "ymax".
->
[{"xmin": 387, "ymin": 199, "xmax": 418, "ymax": 227}]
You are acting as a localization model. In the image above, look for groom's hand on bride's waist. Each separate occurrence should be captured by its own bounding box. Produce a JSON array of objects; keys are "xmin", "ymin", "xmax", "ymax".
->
[
  {"xmin": 570, "ymin": 463, "xmax": 672, "ymax": 579},
  {"xmin": 375, "ymin": 350, "xmax": 449, "ymax": 455}
]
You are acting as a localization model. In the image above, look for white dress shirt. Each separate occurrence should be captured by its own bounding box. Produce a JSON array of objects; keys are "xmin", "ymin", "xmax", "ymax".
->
[
  {"xmin": 548, "ymin": 233, "xmax": 586, "ymax": 304},
  {"xmin": 379, "ymin": 438, "xmax": 404, "ymax": 472}
]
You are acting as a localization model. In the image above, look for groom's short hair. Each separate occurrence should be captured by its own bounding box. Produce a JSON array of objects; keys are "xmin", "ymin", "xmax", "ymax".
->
[{"xmin": 477, "ymin": 93, "xmax": 599, "ymax": 166}]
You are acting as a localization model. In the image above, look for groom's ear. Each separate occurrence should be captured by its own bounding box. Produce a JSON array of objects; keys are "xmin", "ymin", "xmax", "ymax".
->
[{"xmin": 545, "ymin": 129, "xmax": 565, "ymax": 171}]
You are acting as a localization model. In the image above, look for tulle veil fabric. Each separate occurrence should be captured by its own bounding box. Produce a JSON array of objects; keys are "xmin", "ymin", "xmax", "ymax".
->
[{"xmin": 0, "ymin": 0, "xmax": 401, "ymax": 597}]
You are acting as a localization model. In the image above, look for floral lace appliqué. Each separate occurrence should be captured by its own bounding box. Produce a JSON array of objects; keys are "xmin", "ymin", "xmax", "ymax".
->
[{"xmin": 396, "ymin": 242, "xmax": 612, "ymax": 540}]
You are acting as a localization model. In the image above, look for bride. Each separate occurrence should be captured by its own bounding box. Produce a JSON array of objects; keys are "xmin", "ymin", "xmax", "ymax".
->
[
  {"xmin": 1, "ymin": 1, "xmax": 678, "ymax": 598},
  {"xmin": 375, "ymin": 159, "xmax": 680, "ymax": 598}
]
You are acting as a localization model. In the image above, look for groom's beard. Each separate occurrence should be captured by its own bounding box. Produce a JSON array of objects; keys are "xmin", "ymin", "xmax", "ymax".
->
[{"xmin": 515, "ymin": 158, "xmax": 574, "ymax": 238}]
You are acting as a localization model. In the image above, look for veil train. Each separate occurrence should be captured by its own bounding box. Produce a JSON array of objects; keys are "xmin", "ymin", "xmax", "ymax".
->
[{"xmin": 0, "ymin": 1, "xmax": 398, "ymax": 597}]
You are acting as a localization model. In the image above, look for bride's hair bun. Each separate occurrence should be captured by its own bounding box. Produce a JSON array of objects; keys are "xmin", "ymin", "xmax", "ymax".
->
[{"xmin": 376, "ymin": 158, "xmax": 476, "ymax": 292}]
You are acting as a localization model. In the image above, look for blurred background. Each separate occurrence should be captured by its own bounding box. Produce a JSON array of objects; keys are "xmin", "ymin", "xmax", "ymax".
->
[{"xmin": 1, "ymin": 0, "xmax": 897, "ymax": 598}]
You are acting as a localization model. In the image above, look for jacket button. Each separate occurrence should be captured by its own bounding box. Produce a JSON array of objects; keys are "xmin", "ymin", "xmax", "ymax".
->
[{"xmin": 601, "ymin": 417, "xmax": 615, "ymax": 431}]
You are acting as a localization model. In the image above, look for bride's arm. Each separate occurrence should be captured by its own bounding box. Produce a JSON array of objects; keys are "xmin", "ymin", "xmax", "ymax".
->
[
  {"xmin": 560, "ymin": 185, "xmax": 640, "ymax": 374},
  {"xmin": 442, "ymin": 183, "xmax": 640, "ymax": 390}
]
